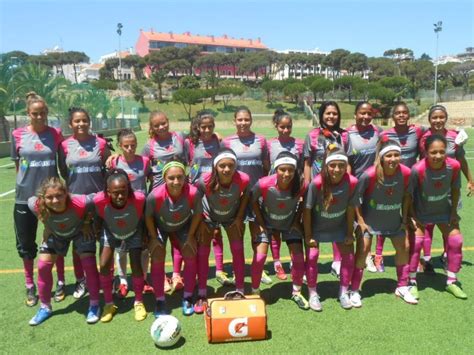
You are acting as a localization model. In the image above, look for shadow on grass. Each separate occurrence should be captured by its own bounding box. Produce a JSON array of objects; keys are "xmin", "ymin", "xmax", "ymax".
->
[{"xmin": 154, "ymin": 336, "xmax": 186, "ymax": 350}]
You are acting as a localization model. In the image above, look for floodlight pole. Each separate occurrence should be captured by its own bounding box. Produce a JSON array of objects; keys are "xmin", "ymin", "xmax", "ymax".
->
[
  {"xmin": 433, "ymin": 21, "xmax": 442, "ymax": 104},
  {"xmin": 117, "ymin": 23, "xmax": 124, "ymax": 119}
]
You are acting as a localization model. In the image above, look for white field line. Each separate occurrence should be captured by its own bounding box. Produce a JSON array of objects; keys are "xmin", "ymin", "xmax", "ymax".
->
[
  {"xmin": 0, "ymin": 189, "xmax": 15, "ymax": 197},
  {"xmin": 0, "ymin": 162, "xmax": 14, "ymax": 168}
]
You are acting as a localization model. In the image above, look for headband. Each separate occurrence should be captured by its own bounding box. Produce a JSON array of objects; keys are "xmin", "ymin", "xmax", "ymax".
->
[
  {"xmin": 162, "ymin": 161, "xmax": 185, "ymax": 177},
  {"xmin": 274, "ymin": 157, "xmax": 297, "ymax": 168},
  {"xmin": 379, "ymin": 145, "xmax": 401, "ymax": 157},
  {"xmin": 213, "ymin": 152, "xmax": 237, "ymax": 167},
  {"xmin": 325, "ymin": 154, "xmax": 348, "ymax": 164}
]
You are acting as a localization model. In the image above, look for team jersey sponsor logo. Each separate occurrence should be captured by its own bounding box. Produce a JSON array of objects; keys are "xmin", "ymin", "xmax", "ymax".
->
[
  {"xmin": 238, "ymin": 159, "xmax": 262, "ymax": 166},
  {"xmin": 165, "ymin": 215, "xmax": 190, "ymax": 227},
  {"xmin": 427, "ymin": 192, "xmax": 449, "ymax": 202},
  {"xmin": 68, "ymin": 165, "xmax": 102, "ymax": 174},
  {"xmin": 320, "ymin": 209, "xmax": 345, "ymax": 219},
  {"xmin": 268, "ymin": 211, "xmax": 293, "ymax": 220},
  {"xmin": 375, "ymin": 203, "xmax": 401, "ymax": 211},
  {"xmin": 28, "ymin": 159, "xmax": 56, "ymax": 168}
]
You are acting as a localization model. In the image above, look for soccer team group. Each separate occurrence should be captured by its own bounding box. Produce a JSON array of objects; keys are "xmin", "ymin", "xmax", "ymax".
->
[{"xmin": 12, "ymin": 92, "xmax": 472, "ymax": 327}]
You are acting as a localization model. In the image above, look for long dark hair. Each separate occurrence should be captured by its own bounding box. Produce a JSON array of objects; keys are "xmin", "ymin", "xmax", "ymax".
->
[
  {"xmin": 189, "ymin": 111, "xmax": 215, "ymax": 144},
  {"xmin": 274, "ymin": 151, "xmax": 301, "ymax": 198},
  {"xmin": 318, "ymin": 101, "xmax": 343, "ymax": 132}
]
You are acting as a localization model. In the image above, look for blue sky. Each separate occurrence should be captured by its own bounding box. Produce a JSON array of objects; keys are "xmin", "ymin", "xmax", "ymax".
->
[{"xmin": 1, "ymin": 0, "xmax": 472, "ymax": 63}]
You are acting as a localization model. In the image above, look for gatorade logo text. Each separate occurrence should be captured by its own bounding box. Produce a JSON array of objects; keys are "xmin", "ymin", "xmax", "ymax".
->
[{"xmin": 228, "ymin": 317, "xmax": 248, "ymax": 338}]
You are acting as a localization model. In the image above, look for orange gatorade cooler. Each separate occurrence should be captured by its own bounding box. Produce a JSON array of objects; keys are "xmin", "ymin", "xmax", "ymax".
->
[{"xmin": 204, "ymin": 291, "xmax": 267, "ymax": 343}]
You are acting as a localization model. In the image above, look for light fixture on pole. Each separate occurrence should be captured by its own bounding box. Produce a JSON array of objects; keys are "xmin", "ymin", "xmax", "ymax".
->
[
  {"xmin": 10, "ymin": 56, "xmax": 18, "ymax": 129},
  {"xmin": 117, "ymin": 23, "xmax": 124, "ymax": 119},
  {"xmin": 433, "ymin": 21, "xmax": 442, "ymax": 104}
]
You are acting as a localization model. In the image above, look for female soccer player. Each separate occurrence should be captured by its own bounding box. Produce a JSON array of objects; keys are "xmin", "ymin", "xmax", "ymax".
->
[
  {"xmin": 184, "ymin": 112, "xmax": 232, "ymax": 286},
  {"xmin": 251, "ymin": 151, "xmax": 307, "ymax": 309},
  {"xmin": 94, "ymin": 169, "xmax": 147, "ymax": 322},
  {"xmin": 110, "ymin": 129, "xmax": 153, "ymax": 298},
  {"xmin": 266, "ymin": 109, "xmax": 304, "ymax": 280},
  {"xmin": 374, "ymin": 103, "xmax": 425, "ymax": 272},
  {"xmin": 303, "ymin": 101, "xmax": 347, "ymax": 278},
  {"xmin": 194, "ymin": 148, "xmax": 250, "ymax": 313},
  {"xmin": 351, "ymin": 137, "xmax": 417, "ymax": 306},
  {"xmin": 11, "ymin": 92, "xmax": 63, "ymax": 307},
  {"xmin": 345, "ymin": 101, "xmax": 383, "ymax": 273},
  {"xmin": 145, "ymin": 160, "xmax": 202, "ymax": 316},
  {"xmin": 142, "ymin": 111, "xmax": 186, "ymax": 292},
  {"xmin": 27, "ymin": 177, "xmax": 100, "ymax": 325},
  {"xmin": 222, "ymin": 107, "xmax": 271, "ymax": 283},
  {"xmin": 408, "ymin": 135, "xmax": 467, "ymax": 300},
  {"xmin": 418, "ymin": 105, "xmax": 473, "ymax": 271},
  {"xmin": 58, "ymin": 107, "xmax": 110, "ymax": 300},
  {"xmin": 304, "ymin": 145, "xmax": 358, "ymax": 310}
]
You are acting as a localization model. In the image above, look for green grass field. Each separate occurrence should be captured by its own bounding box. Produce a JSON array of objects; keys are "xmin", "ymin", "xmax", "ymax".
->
[{"xmin": 0, "ymin": 126, "xmax": 473, "ymax": 353}]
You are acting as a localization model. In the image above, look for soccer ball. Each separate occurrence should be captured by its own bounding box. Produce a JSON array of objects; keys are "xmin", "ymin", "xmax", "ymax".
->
[{"xmin": 150, "ymin": 315, "xmax": 182, "ymax": 348}]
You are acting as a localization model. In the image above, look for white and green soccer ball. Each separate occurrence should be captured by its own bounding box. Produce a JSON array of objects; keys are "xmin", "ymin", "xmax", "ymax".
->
[{"xmin": 150, "ymin": 315, "xmax": 182, "ymax": 348}]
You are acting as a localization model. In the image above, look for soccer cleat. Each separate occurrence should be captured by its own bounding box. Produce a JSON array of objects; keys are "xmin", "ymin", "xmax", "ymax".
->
[
  {"xmin": 134, "ymin": 302, "xmax": 147, "ymax": 321},
  {"xmin": 395, "ymin": 286, "xmax": 418, "ymax": 305},
  {"xmin": 339, "ymin": 291, "xmax": 352, "ymax": 310},
  {"xmin": 172, "ymin": 275, "xmax": 184, "ymax": 292},
  {"xmin": 251, "ymin": 288, "xmax": 261, "ymax": 296},
  {"xmin": 143, "ymin": 281, "xmax": 154, "ymax": 294},
  {"xmin": 116, "ymin": 283, "xmax": 128, "ymax": 299},
  {"xmin": 182, "ymin": 298, "xmax": 194, "ymax": 316},
  {"xmin": 260, "ymin": 271, "xmax": 273, "ymax": 285},
  {"xmin": 291, "ymin": 293, "xmax": 309, "ymax": 310},
  {"xmin": 374, "ymin": 255, "xmax": 385, "ymax": 273},
  {"xmin": 25, "ymin": 286, "xmax": 38, "ymax": 307},
  {"xmin": 409, "ymin": 282, "xmax": 419, "ymax": 300},
  {"xmin": 193, "ymin": 297, "xmax": 207, "ymax": 314},
  {"xmin": 73, "ymin": 279, "xmax": 87, "ymax": 299},
  {"xmin": 309, "ymin": 294, "xmax": 322, "ymax": 312},
  {"xmin": 53, "ymin": 282, "xmax": 66, "ymax": 303},
  {"xmin": 216, "ymin": 271, "xmax": 235, "ymax": 286},
  {"xmin": 29, "ymin": 307, "xmax": 52, "ymax": 326},
  {"xmin": 446, "ymin": 283, "xmax": 468, "ymax": 300},
  {"xmin": 154, "ymin": 300, "xmax": 168, "ymax": 318},
  {"xmin": 86, "ymin": 305, "xmax": 100, "ymax": 324},
  {"xmin": 440, "ymin": 253, "xmax": 447, "ymax": 271},
  {"xmin": 164, "ymin": 277, "xmax": 172, "ymax": 293},
  {"xmin": 100, "ymin": 304, "xmax": 117, "ymax": 323},
  {"xmin": 331, "ymin": 262, "xmax": 341, "ymax": 279},
  {"xmin": 350, "ymin": 291, "xmax": 362, "ymax": 308},
  {"xmin": 365, "ymin": 255, "xmax": 377, "ymax": 273},
  {"xmin": 274, "ymin": 264, "xmax": 288, "ymax": 280}
]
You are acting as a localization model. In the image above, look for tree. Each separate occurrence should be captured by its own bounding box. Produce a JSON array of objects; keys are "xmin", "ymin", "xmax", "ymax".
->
[
  {"xmin": 178, "ymin": 46, "xmax": 202, "ymax": 75},
  {"xmin": 217, "ymin": 85, "xmax": 245, "ymax": 109},
  {"xmin": 173, "ymin": 88, "xmax": 203, "ymax": 120},
  {"xmin": 283, "ymin": 82, "xmax": 306, "ymax": 103},
  {"xmin": 334, "ymin": 76, "xmax": 365, "ymax": 102},
  {"xmin": 367, "ymin": 83, "xmax": 396, "ymax": 104},
  {"xmin": 64, "ymin": 51, "xmax": 90, "ymax": 83},
  {"xmin": 452, "ymin": 61, "xmax": 474, "ymax": 90},
  {"xmin": 323, "ymin": 49, "xmax": 350, "ymax": 79},
  {"xmin": 1, "ymin": 51, "xmax": 29, "ymax": 64},
  {"xmin": 163, "ymin": 59, "xmax": 190, "ymax": 88},
  {"xmin": 368, "ymin": 57, "xmax": 398, "ymax": 81},
  {"xmin": 180, "ymin": 75, "xmax": 200, "ymax": 89},
  {"xmin": 383, "ymin": 48, "xmax": 414, "ymax": 61},
  {"xmin": 400, "ymin": 59, "xmax": 434, "ymax": 90},
  {"xmin": 419, "ymin": 53, "xmax": 432, "ymax": 61},
  {"xmin": 341, "ymin": 52, "xmax": 368, "ymax": 76},
  {"xmin": 238, "ymin": 52, "xmax": 268, "ymax": 80},
  {"xmin": 130, "ymin": 81, "xmax": 146, "ymax": 107},
  {"xmin": 261, "ymin": 79, "xmax": 283, "ymax": 102},
  {"xmin": 122, "ymin": 54, "xmax": 146, "ymax": 80},
  {"xmin": 308, "ymin": 76, "xmax": 333, "ymax": 101},
  {"xmin": 151, "ymin": 69, "xmax": 167, "ymax": 102},
  {"xmin": 378, "ymin": 76, "xmax": 413, "ymax": 100}
]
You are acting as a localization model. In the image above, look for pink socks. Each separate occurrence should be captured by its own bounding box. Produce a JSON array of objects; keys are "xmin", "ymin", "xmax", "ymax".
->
[
  {"xmin": 409, "ymin": 236, "xmax": 424, "ymax": 273},
  {"xmin": 305, "ymin": 247, "xmax": 319, "ymax": 289},
  {"xmin": 340, "ymin": 252, "xmax": 355, "ymax": 289},
  {"xmin": 396, "ymin": 264, "xmax": 409, "ymax": 287},
  {"xmin": 376, "ymin": 236, "xmax": 385, "ymax": 257},
  {"xmin": 55, "ymin": 255, "xmax": 65, "ymax": 283},
  {"xmin": 351, "ymin": 267, "xmax": 364, "ymax": 292},
  {"xmin": 213, "ymin": 233, "xmax": 224, "ymax": 272},
  {"xmin": 37, "ymin": 259, "xmax": 54, "ymax": 308},
  {"xmin": 332, "ymin": 242, "xmax": 342, "ymax": 262},
  {"xmin": 183, "ymin": 256, "xmax": 197, "ymax": 296},
  {"xmin": 197, "ymin": 245, "xmax": 211, "ymax": 294},
  {"xmin": 447, "ymin": 234, "xmax": 463, "ymax": 277},
  {"xmin": 251, "ymin": 253, "xmax": 267, "ymax": 289},
  {"xmin": 99, "ymin": 272, "xmax": 114, "ymax": 304},
  {"xmin": 230, "ymin": 241, "xmax": 245, "ymax": 290},
  {"xmin": 151, "ymin": 261, "xmax": 165, "ymax": 300},
  {"xmin": 23, "ymin": 258, "xmax": 35, "ymax": 288},
  {"xmin": 81, "ymin": 256, "xmax": 100, "ymax": 305},
  {"xmin": 423, "ymin": 224, "xmax": 434, "ymax": 260},
  {"xmin": 271, "ymin": 236, "xmax": 281, "ymax": 264},
  {"xmin": 290, "ymin": 252, "xmax": 305, "ymax": 289},
  {"xmin": 132, "ymin": 276, "xmax": 145, "ymax": 303},
  {"xmin": 72, "ymin": 250, "xmax": 85, "ymax": 281},
  {"xmin": 171, "ymin": 238, "xmax": 183, "ymax": 276}
]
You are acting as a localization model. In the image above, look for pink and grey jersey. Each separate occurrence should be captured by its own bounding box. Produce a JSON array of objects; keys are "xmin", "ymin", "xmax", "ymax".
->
[
  {"xmin": 28, "ymin": 194, "xmax": 92, "ymax": 239},
  {"xmin": 110, "ymin": 155, "xmax": 151, "ymax": 194},
  {"xmin": 197, "ymin": 171, "xmax": 250, "ymax": 224},
  {"xmin": 93, "ymin": 191, "xmax": 145, "ymax": 240},
  {"xmin": 252, "ymin": 174, "xmax": 306, "ymax": 231},
  {"xmin": 141, "ymin": 132, "xmax": 185, "ymax": 189},
  {"xmin": 409, "ymin": 157, "xmax": 461, "ymax": 224},
  {"xmin": 221, "ymin": 133, "xmax": 268, "ymax": 186},
  {"xmin": 59, "ymin": 135, "xmax": 109, "ymax": 194},
  {"xmin": 11, "ymin": 126, "xmax": 63, "ymax": 204},
  {"xmin": 419, "ymin": 129, "xmax": 465, "ymax": 160},
  {"xmin": 145, "ymin": 183, "xmax": 202, "ymax": 233},
  {"xmin": 184, "ymin": 135, "xmax": 220, "ymax": 184},
  {"xmin": 305, "ymin": 173, "xmax": 358, "ymax": 242},
  {"xmin": 355, "ymin": 165, "xmax": 411, "ymax": 237},
  {"xmin": 344, "ymin": 124, "xmax": 383, "ymax": 178},
  {"xmin": 303, "ymin": 128, "xmax": 345, "ymax": 178},
  {"xmin": 381, "ymin": 125, "xmax": 425, "ymax": 167},
  {"xmin": 267, "ymin": 136, "xmax": 304, "ymax": 173}
]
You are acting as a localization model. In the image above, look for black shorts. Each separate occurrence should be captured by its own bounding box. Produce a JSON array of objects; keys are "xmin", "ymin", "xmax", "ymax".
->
[{"xmin": 13, "ymin": 203, "xmax": 38, "ymax": 259}]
